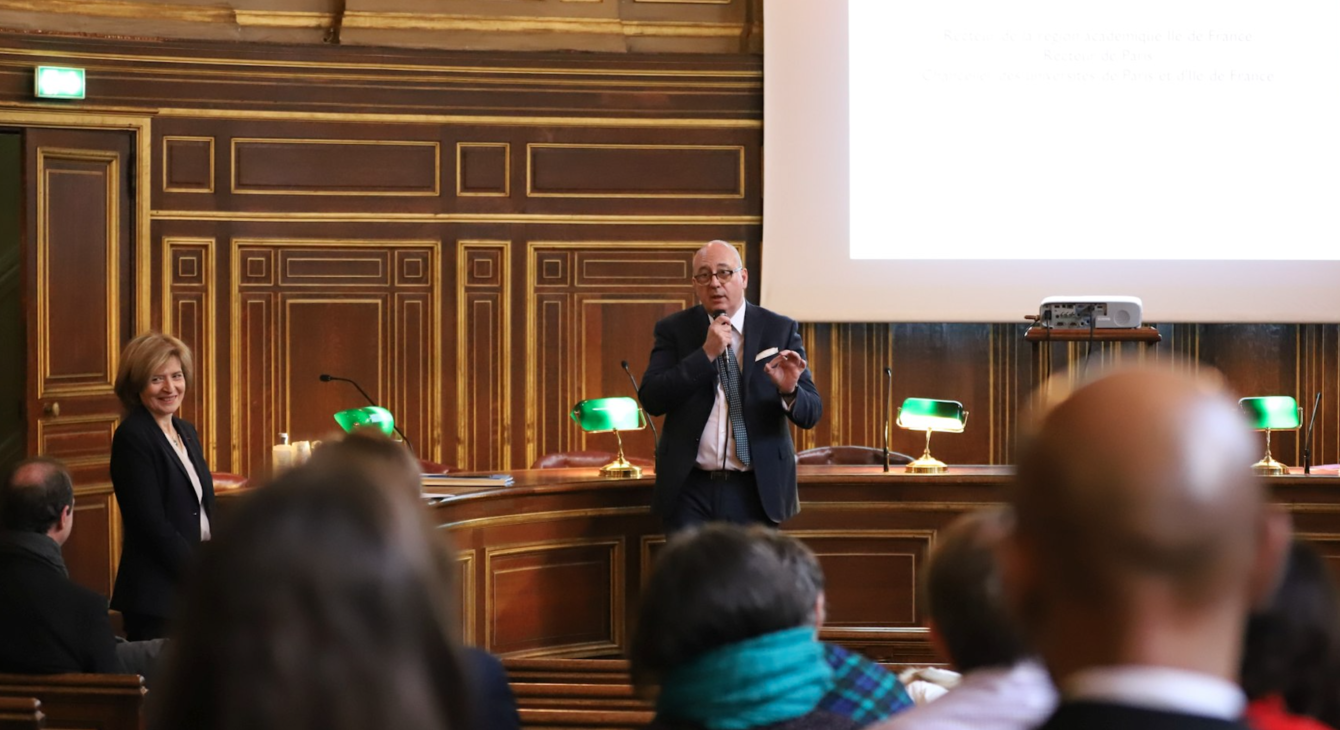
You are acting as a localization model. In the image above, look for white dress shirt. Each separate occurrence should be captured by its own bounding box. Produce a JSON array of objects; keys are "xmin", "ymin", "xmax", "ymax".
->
[
  {"xmin": 877, "ymin": 660, "xmax": 1058, "ymax": 730},
  {"xmin": 1061, "ymin": 665, "xmax": 1246, "ymax": 720},
  {"xmin": 696, "ymin": 302, "xmax": 749, "ymax": 472}
]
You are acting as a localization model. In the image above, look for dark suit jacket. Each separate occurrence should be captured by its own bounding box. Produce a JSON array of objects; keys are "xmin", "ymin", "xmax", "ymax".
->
[
  {"xmin": 462, "ymin": 647, "xmax": 521, "ymax": 730},
  {"xmin": 0, "ymin": 531, "xmax": 122, "ymax": 674},
  {"xmin": 110, "ymin": 406, "xmax": 215, "ymax": 619},
  {"xmin": 1038, "ymin": 701, "xmax": 1253, "ymax": 730},
  {"xmin": 639, "ymin": 303, "xmax": 822, "ymax": 523}
]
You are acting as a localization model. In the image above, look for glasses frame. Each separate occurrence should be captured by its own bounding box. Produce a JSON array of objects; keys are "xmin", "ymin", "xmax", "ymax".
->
[{"xmin": 691, "ymin": 266, "xmax": 744, "ymax": 285}]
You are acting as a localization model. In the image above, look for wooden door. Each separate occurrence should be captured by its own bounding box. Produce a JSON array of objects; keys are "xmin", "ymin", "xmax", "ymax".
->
[{"xmin": 24, "ymin": 127, "xmax": 134, "ymax": 597}]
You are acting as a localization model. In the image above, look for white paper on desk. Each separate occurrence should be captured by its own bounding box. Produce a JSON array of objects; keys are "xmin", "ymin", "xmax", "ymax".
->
[{"xmin": 755, "ymin": 347, "xmax": 779, "ymax": 362}]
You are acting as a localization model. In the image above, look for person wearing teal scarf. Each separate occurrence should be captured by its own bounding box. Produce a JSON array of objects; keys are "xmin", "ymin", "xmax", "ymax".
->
[
  {"xmin": 656, "ymin": 626, "xmax": 834, "ymax": 730},
  {"xmin": 630, "ymin": 524, "xmax": 861, "ymax": 730}
]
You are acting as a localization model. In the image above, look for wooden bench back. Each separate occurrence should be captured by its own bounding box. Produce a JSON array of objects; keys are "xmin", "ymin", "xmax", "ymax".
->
[
  {"xmin": 0, "ymin": 675, "xmax": 144, "ymax": 730},
  {"xmin": 0, "ymin": 697, "xmax": 43, "ymax": 730}
]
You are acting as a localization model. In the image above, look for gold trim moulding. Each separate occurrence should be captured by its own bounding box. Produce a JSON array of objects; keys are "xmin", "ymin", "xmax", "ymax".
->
[
  {"xmin": 0, "ymin": 48, "xmax": 761, "ymax": 80},
  {"xmin": 0, "ymin": 2, "xmax": 751, "ymax": 40},
  {"xmin": 152, "ymin": 108, "xmax": 762, "ymax": 128},
  {"xmin": 150, "ymin": 210, "xmax": 763, "ymax": 225}
]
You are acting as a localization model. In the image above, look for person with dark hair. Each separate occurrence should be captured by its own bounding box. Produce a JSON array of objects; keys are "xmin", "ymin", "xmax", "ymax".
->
[
  {"xmin": 754, "ymin": 530, "xmax": 914, "ymax": 727},
  {"xmin": 151, "ymin": 459, "xmax": 473, "ymax": 730},
  {"xmin": 874, "ymin": 508, "xmax": 1055, "ymax": 730},
  {"xmin": 1240, "ymin": 540, "xmax": 1340, "ymax": 730},
  {"xmin": 0, "ymin": 457, "xmax": 121, "ymax": 674},
  {"xmin": 305, "ymin": 430, "xmax": 522, "ymax": 730},
  {"xmin": 110, "ymin": 331, "xmax": 215, "ymax": 640},
  {"xmin": 630, "ymin": 523, "xmax": 859, "ymax": 730},
  {"xmin": 1004, "ymin": 369, "xmax": 1291, "ymax": 730}
]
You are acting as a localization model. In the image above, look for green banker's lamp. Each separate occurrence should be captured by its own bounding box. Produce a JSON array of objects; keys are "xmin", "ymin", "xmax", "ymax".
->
[
  {"xmin": 333, "ymin": 405, "xmax": 396, "ymax": 437},
  {"xmin": 570, "ymin": 397, "xmax": 647, "ymax": 479},
  {"xmin": 896, "ymin": 398, "xmax": 968, "ymax": 474},
  {"xmin": 1239, "ymin": 396, "xmax": 1301, "ymax": 475}
]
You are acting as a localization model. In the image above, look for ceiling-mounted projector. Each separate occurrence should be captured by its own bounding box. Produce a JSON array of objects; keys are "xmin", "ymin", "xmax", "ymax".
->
[{"xmin": 1039, "ymin": 296, "xmax": 1143, "ymax": 329}]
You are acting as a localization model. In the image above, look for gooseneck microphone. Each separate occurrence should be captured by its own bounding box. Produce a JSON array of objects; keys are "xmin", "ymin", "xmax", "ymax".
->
[
  {"xmin": 319, "ymin": 373, "xmax": 416, "ymax": 455},
  {"xmin": 621, "ymin": 360, "xmax": 660, "ymax": 458},
  {"xmin": 1304, "ymin": 391, "xmax": 1322, "ymax": 474},
  {"xmin": 883, "ymin": 366, "xmax": 893, "ymax": 473}
]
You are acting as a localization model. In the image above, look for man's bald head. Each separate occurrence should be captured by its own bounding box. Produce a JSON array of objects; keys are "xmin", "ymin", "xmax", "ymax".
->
[
  {"xmin": 693, "ymin": 240, "xmax": 742, "ymax": 270},
  {"xmin": 1013, "ymin": 369, "xmax": 1264, "ymax": 609},
  {"xmin": 0, "ymin": 457, "xmax": 75, "ymax": 539}
]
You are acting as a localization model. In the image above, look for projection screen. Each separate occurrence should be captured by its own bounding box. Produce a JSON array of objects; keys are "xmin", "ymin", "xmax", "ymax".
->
[{"xmin": 762, "ymin": 0, "xmax": 1340, "ymax": 322}]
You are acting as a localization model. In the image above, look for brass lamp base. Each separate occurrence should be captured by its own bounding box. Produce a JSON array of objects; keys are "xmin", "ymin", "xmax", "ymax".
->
[
  {"xmin": 906, "ymin": 455, "xmax": 948, "ymax": 474},
  {"xmin": 905, "ymin": 428, "xmax": 948, "ymax": 474},
  {"xmin": 1251, "ymin": 455, "xmax": 1289, "ymax": 476},
  {"xmin": 600, "ymin": 458, "xmax": 643, "ymax": 479}
]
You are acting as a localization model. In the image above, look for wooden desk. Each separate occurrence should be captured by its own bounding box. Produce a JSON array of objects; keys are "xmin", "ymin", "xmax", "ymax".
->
[
  {"xmin": 219, "ymin": 466, "xmax": 1340, "ymax": 664},
  {"xmin": 416, "ymin": 466, "xmax": 1340, "ymax": 664}
]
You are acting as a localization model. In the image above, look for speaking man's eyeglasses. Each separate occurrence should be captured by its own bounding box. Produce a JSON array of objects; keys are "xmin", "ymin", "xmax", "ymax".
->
[{"xmin": 691, "ymin": 267, "xmax": 743, "ymax": 285}]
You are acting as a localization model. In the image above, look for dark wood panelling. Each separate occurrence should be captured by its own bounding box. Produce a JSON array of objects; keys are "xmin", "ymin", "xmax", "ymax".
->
[
  {"xmin": 457, "ymin": 143, "xmax": 510, "ymax": 197},
  {"xmin": 527, "ymin": 144, "xmax": 744, "ymax": 198},
  {"xmin": 232, "ymin": 139, "xmax": 440, "ymax": 196},
  {"xmin": 800, "ymin": 531, "xmax": 932, "ymax": 628},
  {"xmin": 162, "ymin": 136, "xmax": 214, "ymax": 194},
  {"xmin": 486, "ymin": 539, "xmax": 624, "ymax": 658},
  {"xmin": 63, "ymin": 490, "xmax": 116, "ymax": 598},
  {"xmin": 231, "ymin": 239, "xmax": 441, "ymax": 477},
  {"xmin": 165, "ymin": 238, "xmax": 216, "ymax": 464},
  {"xmin": 527, "ymin": 243, "xmax": 699, "ymax": 467},
  {"xmin": 458, "ymin": 242, "xmax": 509, "ymax": 470}
]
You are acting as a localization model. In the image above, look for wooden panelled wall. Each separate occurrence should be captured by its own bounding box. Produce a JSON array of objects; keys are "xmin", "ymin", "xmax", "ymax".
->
[{"xmin": 3, "ymin": 32, "xmax": 1338, "ymax": 480}]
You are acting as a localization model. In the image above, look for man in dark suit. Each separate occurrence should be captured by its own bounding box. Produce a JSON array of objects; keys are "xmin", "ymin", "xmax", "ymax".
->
[
  {"xmin": 639, "ymin": 240, "xmax": 822, "ymax": 531},
  {"xmin": 1003, "ymin": 370, "xmax": 1291, "ymax": 730},
  {"xmin": 0, "ymin": 457, "xmax": 122, "ymax": 674}
]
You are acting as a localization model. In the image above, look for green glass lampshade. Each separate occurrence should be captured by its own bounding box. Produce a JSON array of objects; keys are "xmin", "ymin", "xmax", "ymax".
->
[
  {"xmin": 896, "ymin": 398, "xmax": 968, "ymax": 433},
  {"xmin": 333, "ymin": 406, "xmax": 396, "ymax": 436},
  {"xmin": 1239, "ymin": 396, "xmax": 1301, "ymax": 431},
  {"xmin": 570, "ymin": 397, "xmax": 645, "ymax": 433}
]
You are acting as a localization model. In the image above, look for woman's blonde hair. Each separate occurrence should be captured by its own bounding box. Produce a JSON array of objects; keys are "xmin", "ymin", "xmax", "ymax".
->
[{"xmin": 114, "ymin": 332, "xmax": 194, "ymax": 412}]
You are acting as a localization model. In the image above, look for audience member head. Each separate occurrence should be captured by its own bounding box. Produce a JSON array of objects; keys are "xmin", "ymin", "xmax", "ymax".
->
[
  {"xmin": 114, "ymin": 332, "xmax": 194, "ymax": 413},
  {"xmin": 151, "ymin": 462, "xmax": 469, "ymax": 730},
  {"xmin": 306, "ymin": 429, "xmax": 421, "ymax": 498},
  {"xmin": 1241, "ymin": 539, "xmax": 1340, "ymax": 727},
  {"xmin": 1004, "ymin": 368, "xmax": 1290, "ymax": 682},
  {"xmin": 924, "ymin": 507, "xmax": 1030, "ymax": 673},
  {"xmin": 754, "ymin": 528, "xmax": 827, "ymax": 627},
  {"xmin": 630, "ymin": 525, "xmax": 836, "ymax": 730},
  {"xmin": 0, "ymin": 457, "xmax": 75, "ymax": 543}
]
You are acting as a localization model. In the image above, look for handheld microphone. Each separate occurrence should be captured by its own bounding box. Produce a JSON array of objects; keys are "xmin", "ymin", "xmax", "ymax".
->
[
  {"xmin": 883, "ymin": 366, "xmax": 893, "ymax": 473},
  {"xmin": 621, "ymin": 360, "xmax": 660, "ymax": 459},
  {"xmin": 1304, "ymin": 391, "xmax": 1321, "ymax": 474},
  {"xmin": 319, "ymin": 373, "xmax": 416, "ymax": 455},
  {"xmin": 711, "ymin": 309, "xmax": 726, "ymax": 320}
]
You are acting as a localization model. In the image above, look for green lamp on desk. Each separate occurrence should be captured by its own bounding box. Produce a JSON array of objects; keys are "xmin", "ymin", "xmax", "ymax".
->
[
  {"xmin": 333, "ymin": 405, "xmax": 396, "ymax": 436},
  {"xmin": 896, "ymin": 398, "xmax": 968, "ymax": 474},
  {"xmin": 570, "ymin": 397, "xmax": 646, "ymax": 479},
  {"xmin": 1239, "ymin": 396, "xmax": 1301, "ymax": 475}
]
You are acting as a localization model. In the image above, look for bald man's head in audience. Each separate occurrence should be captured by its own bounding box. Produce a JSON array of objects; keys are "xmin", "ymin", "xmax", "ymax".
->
[{"xmin": 1002, "ymin": 369, "xmax": 1290, "ymax": 682}]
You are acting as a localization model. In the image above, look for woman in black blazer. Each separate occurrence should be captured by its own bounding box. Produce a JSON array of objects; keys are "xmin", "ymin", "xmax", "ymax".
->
[{"xmin": 110, "ymin": 333, "xmax": 215, "ymax": 641}]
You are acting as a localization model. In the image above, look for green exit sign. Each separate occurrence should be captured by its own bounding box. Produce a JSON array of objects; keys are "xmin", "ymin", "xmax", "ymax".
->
[{"xmin": 35, "ymin": 66, "xmax": 85, "ymax": 100}]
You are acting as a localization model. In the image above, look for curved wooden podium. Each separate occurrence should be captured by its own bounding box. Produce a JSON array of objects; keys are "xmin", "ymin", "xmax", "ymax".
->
[
  {"xmin": 219, "ymin": 466, "xmax": 1340, "ymax": 666},
  {"xmin": 419, "ymin": 466, "xmax": 1340, "ymax": 665}
]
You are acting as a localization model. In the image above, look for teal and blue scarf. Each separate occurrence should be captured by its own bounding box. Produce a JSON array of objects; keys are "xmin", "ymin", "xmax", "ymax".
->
[{"xmin": 655, "ymin": 626, "xmax": 834, "ymax": 730}]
